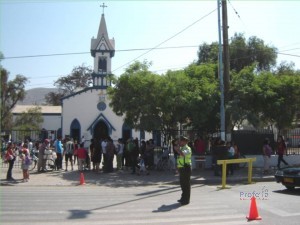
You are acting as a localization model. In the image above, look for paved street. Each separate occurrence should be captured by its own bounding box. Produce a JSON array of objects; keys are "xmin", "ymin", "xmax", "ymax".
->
[
  {"xmin": 1, "ymin": 166, "xmax": 299, "ymax": 224},
  {"xmin": 2, "ymin": 181, "xmax": 300, "ymax": 225}
]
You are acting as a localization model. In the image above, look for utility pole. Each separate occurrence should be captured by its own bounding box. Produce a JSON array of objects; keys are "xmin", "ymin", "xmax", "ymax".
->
[
  {"xmin": 217, "ymin": 0, "xmax": 225, "ymax": 141},
  {"xmin": 222, "ymin": 0, "xmax": 230, "ymax": 103},
  {"xmin": 222, "ymin": 0, "xmax": 230, "ymax": 139}
]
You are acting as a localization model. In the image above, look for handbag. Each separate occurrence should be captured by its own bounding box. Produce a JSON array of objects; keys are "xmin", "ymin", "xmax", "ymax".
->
[{"xmin": 5, "ymin": 154, "xmax": 14, "ymax": 161}]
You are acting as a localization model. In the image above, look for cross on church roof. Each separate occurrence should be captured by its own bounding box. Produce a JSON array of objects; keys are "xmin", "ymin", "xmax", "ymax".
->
[{"xmin": 100, "ymin": 3, "xmax": 107, "ymax": 14}]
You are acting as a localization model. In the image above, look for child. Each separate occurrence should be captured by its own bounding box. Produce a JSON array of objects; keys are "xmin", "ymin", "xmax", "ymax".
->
[
  {"xmin": 77, "ymin": 143, "xmax": 86, "ymax": 171},
  {"xmin": 137, "ymin": 156, "xmax": 149, "ymax": 175},
  {"xmin": 21, "ymin": 144, "xmax": 31, "ymax": 182}
]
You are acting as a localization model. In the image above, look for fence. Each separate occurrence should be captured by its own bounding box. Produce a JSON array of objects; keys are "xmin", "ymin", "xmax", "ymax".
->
[
  {"xmin": 154, "ymin": 128, "xmax": 300, "ymax": 155},
  {"xmin": 232, "ymin": 129, "xmax": 300, "ymax": 155},
  {"xmin": 1, "ymin": 129, "xmax": 57, "ymax": 143}
]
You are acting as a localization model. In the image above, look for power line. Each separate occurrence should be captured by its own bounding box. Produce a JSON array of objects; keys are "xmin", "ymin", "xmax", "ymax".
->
[
  {"xmin": 278, "ymin": 52, "xmax": 300, "ymax": 58},
  {"xmin": 112, "ymin": 8, "xmax": 218, "ymax": 73},
  {"xmin": 10, "ymin": 46, "xmax": 300, "ymax": 85},
  {"xmin": 2, "ymin": 45, "xmax": 200, "ymax": 60},
  {"xmin": 3, "ymin": 52, "xmax": 89, "ymax": 60}
]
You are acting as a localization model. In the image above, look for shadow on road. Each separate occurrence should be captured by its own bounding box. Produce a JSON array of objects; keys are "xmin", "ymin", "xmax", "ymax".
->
[
  {"xmin": 153, "ymin": 203, "xmax": 181, "ymax": 212},
  {"xmin": 273, "ymin": 188, "xmax": 300, "ymax": 196}
]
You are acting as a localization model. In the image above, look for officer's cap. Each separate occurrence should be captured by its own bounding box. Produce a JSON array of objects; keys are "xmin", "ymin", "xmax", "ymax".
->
[{"xmin": 179, "ymin": 136, "xmax": 189, "ymax": 141}]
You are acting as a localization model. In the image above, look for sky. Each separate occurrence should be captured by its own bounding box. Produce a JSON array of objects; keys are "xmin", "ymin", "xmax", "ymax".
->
[{"xmin": 1, "ymin": 0, "xmax": 300, "ymax": 90}]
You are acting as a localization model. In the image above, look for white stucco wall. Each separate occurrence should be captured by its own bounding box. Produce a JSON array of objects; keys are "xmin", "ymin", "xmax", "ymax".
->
[
  {"xmin": 42, "ymin": 115, "xmax": 61, "ymax": 131},
  {"xmin": 62, "ymin": 88, "xmax": 151, "ymax": 142}
]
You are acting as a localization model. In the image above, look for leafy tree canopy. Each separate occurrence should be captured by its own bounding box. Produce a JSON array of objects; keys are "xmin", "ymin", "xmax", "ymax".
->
[
  {"xmin": 45, "ymin": 64, "xmax": 93, "ymax": 105},
  {"xmin": 197, "ymin": 33, "xmax": 277, "ymax": 72},
  {"xmin": 108, "ymin": 61, "xmax": 221, "ymax": 135},
  {"xmin": 1, "ymin": 67, "xmax": 28, "ymax": 130},
  {"xmin": 13, "ymin": 106, "xmax": 44, "ymax": 130},
  {"xmin": 229, "ymin": 65, "xmax": 300, "ymax": 132}
]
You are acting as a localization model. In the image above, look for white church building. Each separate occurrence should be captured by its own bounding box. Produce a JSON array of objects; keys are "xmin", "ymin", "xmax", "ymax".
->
[{"xmin": 61, "ymin": 12, "xmax": 151, "ymax": 145}]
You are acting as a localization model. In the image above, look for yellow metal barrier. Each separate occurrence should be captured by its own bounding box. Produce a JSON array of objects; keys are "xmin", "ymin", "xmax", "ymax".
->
[{"xmin": 217, "ymin": 157, "xmax": 256, "ymax": 189}]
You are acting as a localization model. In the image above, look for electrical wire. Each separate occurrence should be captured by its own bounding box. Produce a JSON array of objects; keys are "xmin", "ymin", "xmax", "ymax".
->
[
  {"xmin": 111, "ymin": 8, "xmax": 218, "ymax": 73},
  {"xmin": 2, "ymin": 45, "xmax": 200, "ymax": 60}
]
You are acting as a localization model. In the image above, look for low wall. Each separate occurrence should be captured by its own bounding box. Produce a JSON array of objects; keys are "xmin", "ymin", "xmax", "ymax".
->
[
  {"xmin": 154, "ymin": 154, "xmax": 300, "ymax": 170},
  {"xmin": 191, "ymin": 154, "xmax": 300, "ymax": 170},
  {"xmin": 247, "ymin": 154, "xmax": 300, "ymax": 168}
]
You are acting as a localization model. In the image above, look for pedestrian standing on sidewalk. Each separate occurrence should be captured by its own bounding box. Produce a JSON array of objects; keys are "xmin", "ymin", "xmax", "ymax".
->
[
  {"xmin": 55, "ymin": 136, "xmax": 64, "ymax": 170},
  {"xmin": 277, "ymin": 135, "xmax": 289, "ymax": 169},
  {"xmin": 37, "ymin": 139, "xmax": 49, "ymax": 172},
  {"xmin": 92, "ymin": 138, "xmax": 102, "ymax": 172},
  {"xmin": 116, "ymin": 138, "xmax": 124, "ymax": 170},
  {"xmin": 77, "ymin": 143, "xmax": 86, "ymax": 171},
  {"xmin": 64, "ymin": 138, "xmax": 74, "ymax": 171},
  {"xmin": 104, "ymin": 137, "xmax": 115, "ymax": 173},
  {"xmin": 226, "ymin": 141, "xmax": 235, "ymax": 175},
  {"xmin": 262, "ymin": 138, "xmax": 272, "ymax": 174},
  {"xmin": 20, "ymin": 143, "xmax": 31, "ymax": 182},
  {"xmin": 174, "ymin": 136, "xmax": 192, "ymax": 206},
  {"xmin": 73, "ymin": 140, "xmax": 79, "ymax": 165},
  {"xmin": 5, "ymin": 142, "xmax": 16, "ymax": 181}
]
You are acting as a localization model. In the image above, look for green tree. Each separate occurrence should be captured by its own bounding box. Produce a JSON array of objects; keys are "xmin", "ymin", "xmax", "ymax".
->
[
  {"xmin": 197, "ymin": 33, "xmax": 277, "ymax": 72},
  {"xmin": 45, "ymin": 92, "xmax": 65, "ymax": 106},
  {"xmin": 230, "ymin": 65, "xmax": 300, "ymax": 131},
  {"xmin": 108, "ymin": 61, "xmax": 222, "ymax": 137},
  {"xmin": 45, "ymin": 64, "xmax": 93, "ymax": 105},
  {"xmin": 183, "ymin": 63, "xmax": 220, "ymax": 133},
  {"xmin": 254, "ymin": 72, "xmax": 300, "ymax": 131},
  {"xmin": 13, "ymin": 106, "xmax": 44, "ymax": 130},
  {"xmin": 229, "ymin": 66, "xmax": 260, "ymax": 129},
  {"xmin": 275, "ymin": 61, "xmax": 299, "ymax": 76},
  {"xmin": 1, "ymin": 68, "xmax": 28, "ymax": 130},
  {"xmin": 108, "ymin": 61, "xmax": 163, "ymax": 131},
  {"xmin": 197, "ymin": 42, "xmax": 219, "ymax": 65}
]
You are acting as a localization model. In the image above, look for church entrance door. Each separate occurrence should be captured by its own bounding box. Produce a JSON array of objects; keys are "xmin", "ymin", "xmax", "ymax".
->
[{"xmin": 93, "ymin": 121, "xmax": 109, "ymax": 140}]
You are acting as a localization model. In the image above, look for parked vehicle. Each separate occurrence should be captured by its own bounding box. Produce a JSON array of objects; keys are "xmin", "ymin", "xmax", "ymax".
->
[{"xmin": 275, "ymin": 166, "xmax": 300, "ymax": 190}]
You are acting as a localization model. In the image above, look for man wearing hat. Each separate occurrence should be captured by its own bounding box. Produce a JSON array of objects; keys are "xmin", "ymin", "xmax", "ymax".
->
[{"xmin": 175, "ymin": 135, "xmax": 192, "ymax": 206}]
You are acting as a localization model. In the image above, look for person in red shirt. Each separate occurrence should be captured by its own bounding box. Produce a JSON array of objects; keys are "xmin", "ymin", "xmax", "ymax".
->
[
  {"xmin": 5, "ymin": 142, "xmax": 16, "ymax": 181},
  {"xmin": 77, "ymin": 143, "xmax": 86, "ymax": 171},
  {"xmin": 277, "ymin": 135, "xmax": 289, "ymax": 169},
  {"xmin": 194, "ymin": 136, "xmax": 206, "ymax": 155}
]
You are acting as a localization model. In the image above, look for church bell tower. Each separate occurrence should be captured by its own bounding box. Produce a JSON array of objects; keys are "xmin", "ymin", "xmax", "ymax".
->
[{"xmin": 90, "ymin": 3, "xmax": 115, "ymax": 89}]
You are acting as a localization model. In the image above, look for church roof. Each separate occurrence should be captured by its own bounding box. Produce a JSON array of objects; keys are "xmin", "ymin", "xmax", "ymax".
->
[
  {"xmin": 91, "ymin": 14, "xmax": 115, "ymax": 57},
  {"xmin": 12, "ymin": 105, "xmax": 61, "ymax": 115}
]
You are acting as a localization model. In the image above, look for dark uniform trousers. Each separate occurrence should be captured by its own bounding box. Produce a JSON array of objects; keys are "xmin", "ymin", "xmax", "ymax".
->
[{"xmin": 179, "ymin": 165, "xmax": 191, "ymax": 204}]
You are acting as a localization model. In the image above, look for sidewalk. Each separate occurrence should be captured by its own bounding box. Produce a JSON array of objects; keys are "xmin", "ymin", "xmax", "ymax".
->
[{"xmin": 0, "ymin": 164, "xmax": 275, "ymax": 187}]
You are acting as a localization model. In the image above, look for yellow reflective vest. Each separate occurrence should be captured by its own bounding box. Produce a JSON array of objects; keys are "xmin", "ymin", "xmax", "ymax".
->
[{"xmin": 177, "ymin": 144, "xmax": 192, "ymax": 168}]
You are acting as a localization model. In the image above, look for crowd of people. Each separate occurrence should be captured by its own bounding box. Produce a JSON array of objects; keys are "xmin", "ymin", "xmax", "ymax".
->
[
  {"xmin": 2, "ymin": 140, "xmax": 33, "ymax": 182},
  {"xmin": 0, "ymin": 136, "xmax": 159, "ymax": 180},
  {"xmin": 36, "ymin": 136, "xmax": 158, "ymax": 175},
  {"xmin": 262, "ymin": 135, "xmax": 289, "ymax": 174},
  {"xmin": 1, "ymin": 134, "xmax": 292, "ymax": 182}
]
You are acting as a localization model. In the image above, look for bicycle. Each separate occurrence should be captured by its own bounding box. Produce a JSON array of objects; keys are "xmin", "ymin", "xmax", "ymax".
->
[
  {"xmin": 28, "ymin": 152, "xmax": 38, "ymax": 171},
  {"xmin": 29, "ymin": 149, "xmax": 55, "ymax": 172},
  {"xmin": 156, "ymin": 148, "xmax": 174, "ymax": 172}
]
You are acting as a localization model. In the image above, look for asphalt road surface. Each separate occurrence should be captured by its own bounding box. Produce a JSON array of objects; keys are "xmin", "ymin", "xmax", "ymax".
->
[{"xmin": 2, "ymin": 181, "xmax": 300, "ymax": 225}]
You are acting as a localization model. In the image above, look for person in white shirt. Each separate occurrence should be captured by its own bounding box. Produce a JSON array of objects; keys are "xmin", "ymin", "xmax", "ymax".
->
[
  {"xmin": 101, "ymin": 138, "xmax": 107, "ymax": 170},
  {"xmin": 226, "ymin": 141, "xmax": 235, "ymax": 175},
  {"xmin": 116, "ymin": 138, "xmax": 124, "ymax": 170}
]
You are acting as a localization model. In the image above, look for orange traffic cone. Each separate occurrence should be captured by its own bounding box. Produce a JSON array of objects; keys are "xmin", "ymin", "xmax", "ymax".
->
[
  {"xmin": 80, "ymin": 172, "xmax": 85, "ymax": 185},
  {"xmin": 246, "ymin": 197, "xmax": 262, "ymax": 220}
]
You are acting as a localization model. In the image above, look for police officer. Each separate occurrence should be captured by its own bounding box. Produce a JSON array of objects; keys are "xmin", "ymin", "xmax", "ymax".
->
[{"xmin": 175, "ymin": 135, "xmax": 192, "ymax": 206}]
